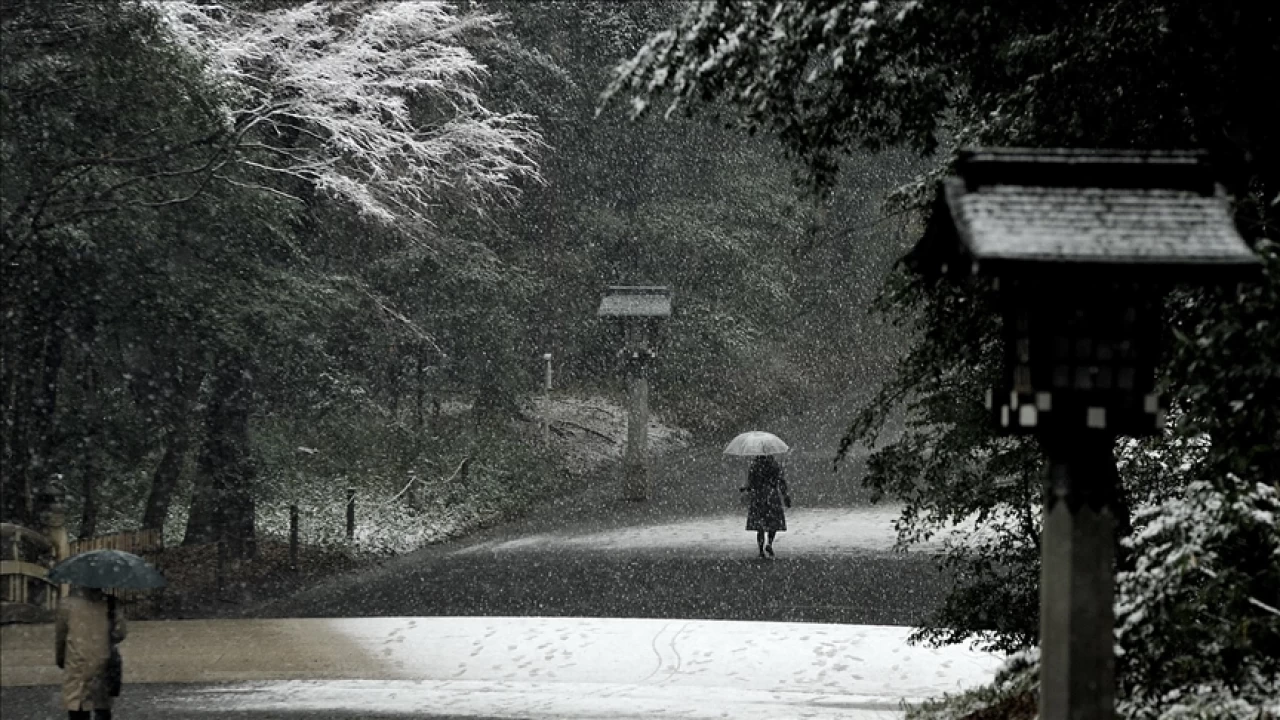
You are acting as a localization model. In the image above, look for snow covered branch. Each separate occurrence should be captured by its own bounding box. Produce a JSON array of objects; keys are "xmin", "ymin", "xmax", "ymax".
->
[
  {"xmin": 1115, "ymin": 477, "xmax": 1280, "ymax": 718},
  {"xmin": 1194, "ymin": 566, "xmax": 1280, "ymax": 618},
  {"xmin": 601, "ymin": 0, "xmax": 907, "ymax": 120},
  {"xmin": 154, "ymin": 1, "xmax": 543, "ymax": 225}
]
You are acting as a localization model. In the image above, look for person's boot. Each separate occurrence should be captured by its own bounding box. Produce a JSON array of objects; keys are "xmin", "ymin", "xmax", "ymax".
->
[{"xmin": 765, "ymin": 544, "xmax": 775, "ymax": 557}]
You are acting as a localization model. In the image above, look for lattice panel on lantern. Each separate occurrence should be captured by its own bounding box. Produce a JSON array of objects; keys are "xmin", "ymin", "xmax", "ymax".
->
[{"xmin": 989, "ymin": 281, "xmax": 1166, "ymax": 436}]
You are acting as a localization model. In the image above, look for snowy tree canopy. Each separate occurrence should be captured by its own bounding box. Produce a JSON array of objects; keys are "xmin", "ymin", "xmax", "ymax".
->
[
  {"xmin": 605, "ymin": 0, "xmax": 1278, "ymax": 235},
  {"xmin": 155, "ymin": 0, "xmax": 544, "ymax": 224},
  {"xmin": 603, "ymin": 0, "xmax": 934, "ymax": 188},
  {"xmin": 607, "ymin": 0, "xmax": 899, "ymax": 117}
]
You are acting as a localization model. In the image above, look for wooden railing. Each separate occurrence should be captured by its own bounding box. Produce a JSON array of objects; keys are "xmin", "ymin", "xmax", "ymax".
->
[
  {"xmin": 1, "ymin": 524, "xmax": 165, "ymax": 622},
  {"xmin": 69, "ymin": 528, "xmax": 163, "ymax": 556},
  {"xmin": 0, "ymin": 523, "xmax": 60, "ymax": 618},
  {"xmin": 72, "ymin": 528, "xmax": 165, "ymax": 604}
]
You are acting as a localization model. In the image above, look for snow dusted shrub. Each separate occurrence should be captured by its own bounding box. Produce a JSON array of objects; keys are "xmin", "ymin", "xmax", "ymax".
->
[
  {"xmin": 1115, "ymin": 478, "xmax": 1280, "ymax": 720},
  {"xmin": 907, "ymin": 478, "xmax": 1279, "ymax": 720},
  {"xmin": 906, "ymin": 648, "xmax": 1038, "ymax": 720},
  {"xmin": 254, "ymin": 481, "xmax": 481, "ymax": 556},
  {"xmin": 248, "ymin": 413, "xmax": 573, "ymax": 557}
]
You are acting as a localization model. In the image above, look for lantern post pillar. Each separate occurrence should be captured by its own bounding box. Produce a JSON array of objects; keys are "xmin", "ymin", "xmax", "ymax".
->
[
  {"xmin": 622, "ymin": 350, "xmax": 651, "ymax": 501},
  {"xmin": 1039, "ymin": 432, "xmax": 1119, "ymax": 720}
]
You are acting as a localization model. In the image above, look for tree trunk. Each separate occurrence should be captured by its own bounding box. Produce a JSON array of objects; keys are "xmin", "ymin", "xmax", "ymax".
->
[
  {"xmin": 414, "ymin": 351, "xmax": 426, "ymax": 431},
  {"xmin": 1, "ymin": 354, "xmax": 36, "ymax": 525},
  {"xmin": 184, "ymin": 355, "xmax": 256, "ymax": 556},
  {"xmin": 3, "ymin": 243, "xmax": 69, "ymax": 526},
  {"xmin": 75, "ymin": 358, "xmax": 104, "ymax": 540},
  {"xmin": 142, "ymin": 421, "xmax": 194, "ymax": 533},
  {"xmin": 0, "ymin": 318, "xmax": 15, "ymax": 520},
  {"xmin": 184, "ymin": 361, "xmax": 227, "ymax": 546},
  {"xmin": 183, "ymin": 467, "xmax": 218, "ymax": 545},
  {"xmin": 2, "ymin": 285, "xmax": 43, "ymax": 526},
  {"xmin": 142, "ymin": 369, "xmax": 204, "ymax": 533},
  {"xmin": 10, "ymin": 321, "xmax": 68, "ymax": 526},
  {"xmin": 34, "ymin": 321, "xmax": 65, "ymax": 472},
  {"xmin": 78, "ymin": 467, "xmax": 98, "ymax": 539}
]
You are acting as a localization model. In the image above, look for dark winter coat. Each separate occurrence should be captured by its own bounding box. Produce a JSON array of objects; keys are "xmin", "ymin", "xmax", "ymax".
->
[{"xmin": 744, "ymin": 456, "xmax": 789, "ymax": 532}]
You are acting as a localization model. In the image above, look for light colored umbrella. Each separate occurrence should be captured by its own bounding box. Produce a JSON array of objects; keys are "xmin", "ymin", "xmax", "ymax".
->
[
  {"xmin": 723, "ymin": 431, "xmax": 790, "ymax": 456},
  {"xmin": 48, "ymin": 549, "xmax": 166, "ymax": 590}
]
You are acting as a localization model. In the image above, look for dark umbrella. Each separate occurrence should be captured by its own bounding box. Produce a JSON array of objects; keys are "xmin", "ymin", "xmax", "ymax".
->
[{"xmin": 47, "ymin": 549, "xmax": 166, "ymax": 590}]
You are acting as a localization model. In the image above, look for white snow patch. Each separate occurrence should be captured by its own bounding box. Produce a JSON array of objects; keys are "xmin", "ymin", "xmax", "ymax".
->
[{"xmin": 156, "ymin": 616, "xmax": 1004, "ymax": 719}]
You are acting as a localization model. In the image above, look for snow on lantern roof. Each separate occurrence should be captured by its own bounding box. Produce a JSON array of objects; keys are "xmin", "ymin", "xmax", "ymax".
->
[
  {"xmin": 597, "ymin": 286, "xmax": 672, "ymax": 318},
  {"xmin": 938, "ymin": 148, "xmax": 1259, "ymax": 279}
]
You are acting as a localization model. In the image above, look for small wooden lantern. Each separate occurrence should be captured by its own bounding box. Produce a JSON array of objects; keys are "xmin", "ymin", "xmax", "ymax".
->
[
  {"xmin": 925, "ymin": 148, "xmax": 1258, "ymax": 436},
  {"xmin": 597, "ymin": 285, "xmax": 672, "ymax": 371}
]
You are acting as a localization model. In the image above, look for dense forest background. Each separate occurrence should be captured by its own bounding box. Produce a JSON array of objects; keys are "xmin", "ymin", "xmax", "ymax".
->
[{"xmin": 1, "ymin": 1, "xmax": 914, "ymax": 552}]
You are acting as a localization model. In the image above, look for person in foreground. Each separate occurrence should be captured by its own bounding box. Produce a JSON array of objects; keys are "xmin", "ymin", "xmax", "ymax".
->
[
  {"xmin": 741, "ymin": 454, "xmax": 791, "ymax": 558},
  {"xmin": 55, "ymin": 586, "xmax": 126, "ymax": 720}
]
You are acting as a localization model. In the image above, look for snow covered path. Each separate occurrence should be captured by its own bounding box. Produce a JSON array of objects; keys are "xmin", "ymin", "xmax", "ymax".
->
[
  {"xmin": 453, "ymin": 505, "xmax": 988, "ymax": 557},
  {"xmin": 2, "ymin": 616, "xmax": 1003, "ymax": 719}
]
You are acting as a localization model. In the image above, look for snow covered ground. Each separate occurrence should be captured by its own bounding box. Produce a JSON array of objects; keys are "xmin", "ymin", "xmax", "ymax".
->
[{"xmin": 143, "ymin": 617, "xmax": 1005, "ymax": 719}]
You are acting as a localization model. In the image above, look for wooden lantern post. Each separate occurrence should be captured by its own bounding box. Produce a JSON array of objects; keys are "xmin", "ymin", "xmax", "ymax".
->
[
  {"xmin": 915, "ymin": 148, "xmax": 1259, "ymax": 720},
  {"xmin": 598, "ymin": 286, "xmax": 672, "ymax": 501},
  {"xmin": 38, "ymin": 480, "xmax": 70, "ymax": 599}
]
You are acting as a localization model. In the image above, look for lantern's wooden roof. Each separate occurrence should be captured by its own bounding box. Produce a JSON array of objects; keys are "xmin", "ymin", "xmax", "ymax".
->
[
  {"xmin": 941, "ymin": 148, "xmax": 1258, "ymax": 276},
  {"xmin": 597, "ymin": 286, "xmax": 671, "ymax": 317}
]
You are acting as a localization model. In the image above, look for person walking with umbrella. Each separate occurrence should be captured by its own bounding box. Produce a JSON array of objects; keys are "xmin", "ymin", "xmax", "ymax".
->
[
  {"xmin": 725, "ymin": 431, "xmax": 792, "ymax": 558},
  {"xmin": 49, "ymin": 549, "xmax": 164, "ymax": 719},
  {"xmin": 55, "ymin": 586, "xmax": 126, "ymax": 719}
]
